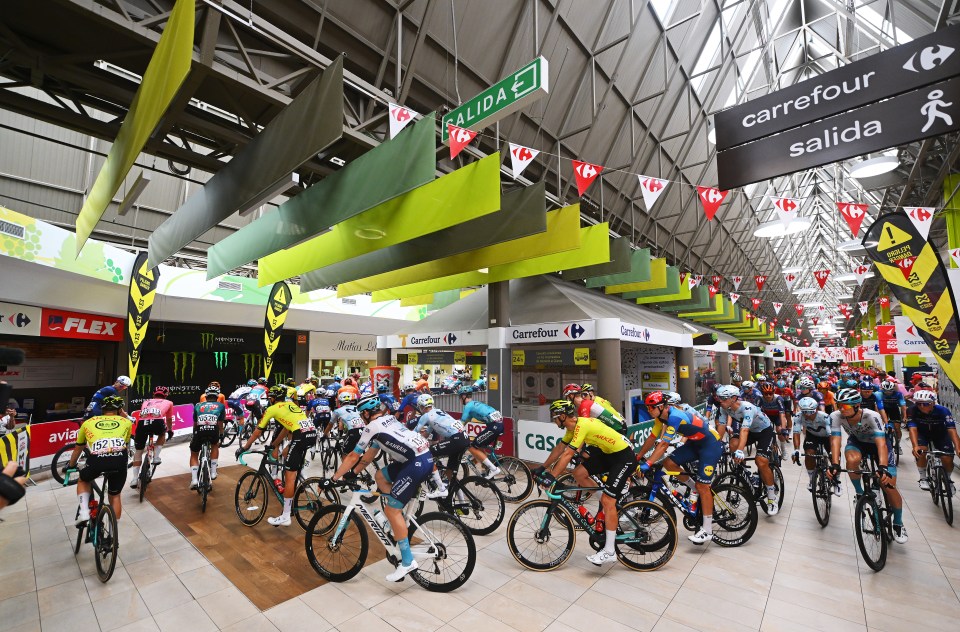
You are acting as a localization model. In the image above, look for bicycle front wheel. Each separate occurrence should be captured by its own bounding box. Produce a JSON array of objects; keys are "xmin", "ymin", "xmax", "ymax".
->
[
  {"xmin": 854, "ymin": 493, "xmax": 887, "ymax": 572},
  {"xmin": 615, "ymin": 499, "xmax": 677, "ymax": 571},
  {"xmin": 490, "ymin": 456, "xmax": 533, "ymax": 502},
  {"xmin": 506, "ymin": 499, "xmax": 575, "ymax": 571},
  {"xmin": 235, "ymin": 471, "xmax": 268, "ymax": 526},
  {"xmin": 293, "ymin": 477, "xmax": 340, "ymax": 532},
  {"xmin": 936, "ymin": 467, "xmax": 954, "ymax": 525},
  {"xmin": 408, "ymin": 511, "xmax": 476, "ymax": 592},
  {"xmin": 304, "ymin": 504, "xmax": 367, "ymax": 582},
  {"xmin": 711, "ymin": 483, "xmax": 758, "ymax": 547},
  {"xmin": 812, "ymin": 469, "xmax": 831, "ymax": 528},
  {"xmin": 94, "ymin": 504, "xmax": 119, "ymax": 582},
  {"xmin": 221, "ymin": 421, "xmax": 238, "ymax": 447},
  {"xmin": 199, "ymin": 462, "xmax": 211, "ymax": 513},
  {"xmin": 453, "ymin": 476, "xmax": 505, "ymax": 535}
]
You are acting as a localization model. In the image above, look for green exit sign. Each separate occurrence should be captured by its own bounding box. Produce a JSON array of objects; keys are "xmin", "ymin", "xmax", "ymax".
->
[{"xmin": 441, "ymin": 57, "xmax": 549, "ymax": 144}]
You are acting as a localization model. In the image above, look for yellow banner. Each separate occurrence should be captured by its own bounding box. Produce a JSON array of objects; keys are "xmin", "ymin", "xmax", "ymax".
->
[{"xmin": 263, "ymin": 281, "xmax": 292, "ymax": 380}]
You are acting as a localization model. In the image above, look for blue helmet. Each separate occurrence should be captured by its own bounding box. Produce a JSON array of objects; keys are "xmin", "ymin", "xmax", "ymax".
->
[
  {"xmin": 457, "ymin": 385, "xmax": 475, "ymax": 396},
  {"xmin": 858, "ymin": 380, "xmax": 876, "ymax": 391},
  {"xmin": 356, "ymin": 394, "xmax": 382, "ymax": 413},
  {"xmin": 376, "ymin": 382, "xmax": 389, "ymax": 393},
  {"xmin": 247, "ymin": 379, "xmax": 257, "ymax": 387}
]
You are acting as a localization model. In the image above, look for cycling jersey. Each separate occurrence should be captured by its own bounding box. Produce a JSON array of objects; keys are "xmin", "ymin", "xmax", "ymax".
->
[
  {"xmin": 830, "ymin": 408, "xmax": 885, "ymax": 442},
  {"xmin": 259, "ymin": 401, "xmax": 314, "ymax": 434},
  {"xmin": 85, "ymin": 385, "xmax": 120, "ymax": 418},
  {"xmin": 76, "ymin": 415, "xmax": 132, "ymax": 456},
  {"xmin": 577, "ymin": 399, "xmax": 626, "ymax": 433},
  {"xmin": 740, "ymin": 387, "xmax": 762, "ymax": 405},
  {"xmin": 307, "ymin": 397, "xmax": 332, "ymax": 423},
  {"xmin": 138, "ymin": 398, "xmax": 173, "ymax": 421},
  {"xmin": 818, "ymin": 390, "xmax": 835, "ymax": 407},
  {"xmin": 792, "ymin": 411, "xmax": 832, "ymax": 438},
  {"xmin": 461, "ymin": 401, "xmax": 503, "ymax": 425},
  {"xmin": 561, "ymin": 417, "xmax": 632, "ymax": 454},
  {"xmin": 907, "ymin": 404, "xmax": 956, "ymax": 431},
  {"xmin": 354, "ymin": 413, "xmax": 431, "ymax": 462},
  {"xmin": 332, "ymin": 404, "xmax": 364, "ymax": 431},
  {"xmin": 198, "ymin": 393, "xmax": 226, "ymax": 405},
  {"xmin": 397, "ymin": 393, "xmax": 420, "ymax": 416},
  {"xmin": 717, "ymin": 401, "xmax": 770, "ymax": 432},
  {"xmin": 758, "ymin": 396, "xmax": 785, "ymax": 422},
  {"xmin": 859, "ymin": 392, "xmax": 885, "ymax": 412},
  {"xmin": 795, "ymin": 390, "xmax": 823, "ymax": 406},
  {"xmin": 415, "ymin": 409, "xmax": 465, "ymax": 440},
  {"xmin": 652, "ymin": 409, "xmax": 720, "ymax": 444},
  {"xmin": 229, "ymin": 386, "xmax": 253, "ymax": 400},
  {"xmin": 378, "ymin": 393, "xmax": 399, "ymax": 412},
  {"xmin": 194, "ymin": 401, "xmax": 226, "ymax": 432}
]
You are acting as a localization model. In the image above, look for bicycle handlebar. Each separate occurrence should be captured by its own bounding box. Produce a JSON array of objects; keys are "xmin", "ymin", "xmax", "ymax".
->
[{"xmin": 236, "ymin": 450, "xmax": 279, "ymax": 467}]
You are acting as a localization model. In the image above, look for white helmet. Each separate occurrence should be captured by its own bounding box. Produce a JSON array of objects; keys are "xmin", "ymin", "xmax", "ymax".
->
[
  {"xmin": 116, "ymin": 375, "xmax": 132, "ymax": 387},
  {"xmin": 663, "ymin": 391, "xmax": 682, "ymax": 405},
  {"xmin": 742, "ymin": 380, "xmax": 755, "ymax": 389},
  {"xmin": 797, "ymin": 377, "xmax": 815, "ymax": 390},
  {"xmin": 403, "ymin": 382, "xmax": 417, "ymax": 392},
  {"xmin": 716, "ymin": 385, "xmax": 740, "ymax": 399},
  {"xmin": 880, "ymin": 380, "xmax": 898, "ymax": 392},
  {"xmin": 798, "ymin": 397, "xmax": 819, "ymax": 413},
  {"xmin": 416, "ymin": 394, "xmax": 435, "ymax": 411},
  {"xmin": 913, "ymin": 390, "xmax": 937, "ymax": 404}
]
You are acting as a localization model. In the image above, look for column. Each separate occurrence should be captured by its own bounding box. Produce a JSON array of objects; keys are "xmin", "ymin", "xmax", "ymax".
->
[
  {"xmin": 677, "ymin": 346, "xmax": 695, "ymax": 405},
  {"xmin": 716, "ymin": 351, "xmax": 730, "ymax": 384},
  {"xmin": 487, "ymin": 281, "xmax": 512, "ymax": 415},
  {"xmin": 597, "ymin": 338, "xmax": 624, "ymax": 413},
  {"xmin": 739, "ymin": 355, "xmax": 751, "ymax": 377},
  {"xmin": 376, "ymin": 347, "xmax": 391, "ymax": 366},
  {"xmin": 764, "ymin": 357, "xmax": 774, "ymax": 372},
  {"xmin": 880, "ymin": 290, "xmax": 894, "ymax": 372},
  {"xmin": 295, "ymin": 331, "xmax": 310, "ymax": 379}
]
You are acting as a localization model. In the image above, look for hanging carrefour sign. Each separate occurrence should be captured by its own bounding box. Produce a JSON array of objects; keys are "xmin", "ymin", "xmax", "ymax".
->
[
  {"xmin": 507, "ymin": 321, "xmax": 596, "ymax": 343},
  {"xmin": 862, "ymin": 212, "xmax": 960, "ymax": 387}
]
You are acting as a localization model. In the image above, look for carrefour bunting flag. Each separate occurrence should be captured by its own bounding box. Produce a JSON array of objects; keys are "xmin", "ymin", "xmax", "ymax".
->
[
  {"xmin": 263, "ymin": 281, "xmax": 292, "ymax": 381},
  {"xmin": 126, "ymin": 252, "xmax": 160, "ymax": 382}
]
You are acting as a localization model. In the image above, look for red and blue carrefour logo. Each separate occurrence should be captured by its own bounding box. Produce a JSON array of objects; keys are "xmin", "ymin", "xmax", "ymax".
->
[{"xmin": 564, "ymin": 323, "xmax": 586, "ymax": 339}]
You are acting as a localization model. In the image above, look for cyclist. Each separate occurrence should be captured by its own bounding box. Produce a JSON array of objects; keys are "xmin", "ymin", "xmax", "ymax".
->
[
  {"xmin": 296, "ymin": 377, "xmax": 319, "ymax": 405},
  {"xmin": 190, "ymin": 387, "xmax": 224, "ymax": 490},
  {"xmin": 376, "ymin": 382, "xmax": 399, "ymax": 412},
  {"xmin": 580, "ymin": 384, "xmax": 623, "ymax": 420},
  {"xmin": 68, "ymin": 395, "xmax": 132, "ymax": 524},
  {"xmin": 859, "ymin": 380, "xmax": 889, "ymax": 428},
  {"xmin": 460, "ymin": 386, "xmax": 504, "ymax": 479},
  {"xmin": 663, "ymin": 391, "xmax": 696, "ymax": 418},
  {"xmin": 228, "ymin": 379, "xmax": 256, "ymax": 424},
  {"xmin": 716, "ymin": 384, "xmax": 780, "ymax": 516},
  {"xmin": 538, "ymin": 400, "xmax": 636, "ymax": 564},
  {"xmin": 414, "ymin": 373, "xmax": 431, "ymax": 393},
  {"xmin": 817, "ymin": 381, "xmax": 835, "ymax": 414},
  {"xmin": 338, "ymin": 377, "xmax": 360, "ymax": 399},
  {"xmin": 758, "ymin": 382, "xmax": 788, "ymax": 453},
  {"xmin": 326, "ymin": 393, "xmax": 434, "ymax": 582},
  {"xmin": 638, "ymin": 392, "xmax": 723, "ymax": 545},
  {"xmin": 829, "ymin": 388, "xmax": 908, "ymax": 543},
  {"xmin": 245, "ymin": 378, "xmax": 269, "ymax": 424},
  {"xmin": 881, "ymin": 379, "xmax": 907, "ymax": 453},
  {"xmin": 740, "ymin": 380, "xmax": 761, "ymax": 405},
  {"xmin": 331, "ymin": 391, "xmax": 364, "ymax": 455},
  {"xmin": 731, "ymin": 373, "xmax": 743, "ymax": 388},
  {"xmin": 397, "ymin": 383, "xmax": 421, "ymax": 424},
  {"xmin": 84, "ymin": 376, "xmax": 131, "ymax": 419},
  {"xmin": 792, "ymin": 396, "xmax": 839, "ymax": 494},
  {"xmin": 794, "ymin": 377, "xmax": 824, "ymax": 412},
  {"xmin": 907, "ymin": 390, "xmax": 960, "ymax": 494},
  {"xmin": 236, "ymin": 385, "xmax": 317, "ymax": 526},
  {"xmin": 130, "ymin": 386, "xmax": 174, "ymax": 489},
  {"xmin": 199, "ymin": 381, "xmax": 227, "ymax": 405},
  {"xmin": 415, "ymin": 394, "xmax": 469, "ymax": 499},
  {"xmin": 563, "ymin": 384, "xmax": 626, "ymax": 434},
  {"xmin": 308, "ymin": 388, "xmax": 333, "ymax": 437}
]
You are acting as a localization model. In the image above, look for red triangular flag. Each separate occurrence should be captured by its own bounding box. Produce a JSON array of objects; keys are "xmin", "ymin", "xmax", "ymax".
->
[
  {"xmin": 751, "ymin": 298, "xmax": 762, "ymax": 309},
  {"xmin": 711, "ymin": 275, "xmax": 722, "ymax": 288},
  {"xmin": 813, "ymin": 269, "xmax": 830, "ymax": 289},
  {"xmin": 447, "ymin": 123, "xmax": 477, "ymax": 160},
  {"xmin": 879, "ymin": 296, "xmax": 890, "ymax": 308},
  {"xmin": 572, "ymin": 160, "xmax": 603, "ymax": 197},
  {"xmin": 708, "ymin": 285, "xmax": 718, "ymax": 297},
  {"xmin": 837, "ymin": 202, "xmax": 869, "ymax": 237},
  {"xmin": 696, "ymin": 187, "xmax": 728, "ymax": 220},
  {"xmin": 896, "ymin": 256, "xmax": 917, "ymax": 280},
  {"xmin": 795, "ymin": 305, "xmax": 805, "ymax": 316},
  {"xmin": 812, "ymin": 317, "xmax": 820, "ymax": 326},
  {"xmin": 679, "ymin": 272, "xmax": 687, "ymax": 287},
  {"xmin": 755, "ymin": 275, "xmax": 767, "ymax": 292}
]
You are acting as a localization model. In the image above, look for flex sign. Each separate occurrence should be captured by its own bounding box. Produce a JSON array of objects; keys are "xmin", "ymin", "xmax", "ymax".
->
[
  {"xmin": 0, "ymin": 301, "xmax": 41, "ymax": 337},
  {"xmin": 715, "ymin": 23, "xmax": 960, "ymax": 150},
  {"xmin": 507, "ymin": 320, "xmax": 595, "ymax": 343},
  {"xmin": 718, "ymin": 75, "xmax": 960, "ymax": 189},
  {"xmin": 41, "ymin": 308, "xmax": 123, "ymax": 341},
  {"xmin": 381, "ymin": 329, "xmax": 484, "ymax": 349}
]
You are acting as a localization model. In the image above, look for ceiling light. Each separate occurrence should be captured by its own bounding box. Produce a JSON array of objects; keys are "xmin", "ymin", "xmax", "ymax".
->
[
  {"xmin": 707, "ymin": 125, "xmax": 716, "ymax": 145},
  {"xmin": 781, "ymin": 266, "xmax": 805, "ymax": 274},
  {"xmin": 753, "ymin": 217, "xmax": 812, "ymax": 238},
  {"xmin": 837, "ymin": 239, "xmax": 868, "ymax": 253},
  {"xmin": 682, "ymin": 322, "xmax": 699, "ymax": 333},
  {"xmin": 837, "ymin": 294, "xmax": 854, "ymax": 300},
  {"xmin": 793, "ymin": 288, "xmax": 818, "ymax": 295},
  {"xmin": 354, "ymin": 228, "xmax": 386, "ymax": 239},
  {"xmin": 836, "ymin": 272, "xmax": 874, "ymax": 283},
  {"xmin": 802, "ymin": 302, "xmax": 824, "ymax": 307},
  {"xmin": 850, "ymin": 155, "xmax": 899, "ymax": 179}
]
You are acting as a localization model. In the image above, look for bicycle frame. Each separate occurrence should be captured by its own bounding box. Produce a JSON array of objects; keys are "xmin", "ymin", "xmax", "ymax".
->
[
  {"xmin": 461, "ymin": 440, "xmax": 504, "ymax": 472},
  {"xmin": 239, "ymin": 450, "xmax": 306, "ymax": 504}
]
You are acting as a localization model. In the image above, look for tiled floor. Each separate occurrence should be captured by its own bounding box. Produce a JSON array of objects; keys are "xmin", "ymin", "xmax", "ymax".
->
[{"xmin": 3, "ymin": 438, "xmax": 960, "ymax": 632}]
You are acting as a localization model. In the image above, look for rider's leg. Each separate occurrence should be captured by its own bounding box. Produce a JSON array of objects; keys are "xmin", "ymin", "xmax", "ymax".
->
[{"xmin": 844, "ymin": 446, "xmax": 863, "ymax": 494}]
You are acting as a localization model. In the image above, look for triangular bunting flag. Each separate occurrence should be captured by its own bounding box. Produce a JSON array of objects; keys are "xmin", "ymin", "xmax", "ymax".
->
[
  {"xmin": 696, "ymin": 186, "xmax": 728, "ymax": 220},
  {"xmin": 771, "ymin": 197, "xmax": 800, "ymax": 227},
  {"xmin": 797, "ymin": 317, "xmax": 804, "ymax": 326},
  {"xmin": 818, "ymin": 305, "xmax": 826, "ymax": 312},
  {"xmin": 679, "ymin": 272, "xmax": 687, "ymax": 287},
  {"xmin": 572, "ymin": 160, "xmax": 603, "ymax": 197},
  {"xmin": 508, "ymin": 143, "xmax": 539, "ymax": 180},
  {"xmin": 837, "ymin": 202, "xmax": 869, "ymax": 237},
  {"xmin": 708, "ymin": 285, "xmax": 718, "ymax": 297},
  {"xmin": 637, "ymin": 176, "xmax": 668, "ymax": 211},
  {"xmin": 755, "ymin": 275, "xmax": 768, "ymax": 292},
  {"xmin": 813, "ymin": 269, "xmax": 830, "ymax": 289},
  {"xmin": 795, "ymin": 305, "xmax": 805, "ymax": 316},
  {"xmin": 951, "ymin": 248, "xmax": 960, "ymax": 268},
  {"xmin": 711, "ymin": 275, "xmax": 722, "ymax": 288},
  {"xmin": 687, "ymin": 274, "xmax": 697, "ymax": 290},
  {"xmin": 388, "ymin": 103, "xmax": 418, "ymax": 138},
  {"xmin": 731, "ymin": 275, "xmax": 743, "ymax": 290},
  {"xmin": 730, "ymin": 293, "xmax": 740, "ymax": 304},
  {"xmin": 772, "ymin": 302, "xmax": 782, "ymax": 314},
  {"xmin": 783, "ymin": 272, "xmax": 799, "ymax": 291},
  {"xmin": 692, "ymin": 274, "xmax": 703, "ymax": 288},
  {"xmin": 858, "ymin": 301, "xmax": 869, "ymax": 315},
  {"xmin": 904, "ymin": 207, "xmax": 935, "ymax": 241},
  {"xmin": 812, "ymin": 317, "xmax": 820, "ymax": 326},
  {"xmin": 751, "ymin": 298, "xmax": 762, "ymax": 309},
  {"xmin": 853, "ymin": 264, "xmax": 870, "ymax": 285},
  {"xmin": 879, "ymin": 296, "xmax": 890, "ymax": 308},
  {"xmin": 796, "ymin": 327, "xmax": 803, "ymax": 335},
  {"xmin": 896, "ymin": 256, "xmax": 917, "ymax": 280},
  {"xmin": 785, "ymin": 318, "xmax": 791, "ymax": 326},
  {"xmin": 448, "ymin": 123, "xmax": 477, "ymax": 160}
]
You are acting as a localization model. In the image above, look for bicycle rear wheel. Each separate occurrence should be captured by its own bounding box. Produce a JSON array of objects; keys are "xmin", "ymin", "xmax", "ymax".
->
[
  {"xmin": 74, "ymin": 520, "xmax": 86, "ymax": 554},
  {"xmin": 711, "ymin": 483, "xmax": 758, "ymax": 547},
  {"xmin": 408, "ymin": 511, "xmax": 476, "ymax": 592},
  {"xmin": 615, "ymin": 499, "xmax": 677, "ymax": 571},
  {"xmin": 452, "ymin": 476, "xmax": 505, "ymax": 536},
  {"xmin": 52, "ymin": 445, "xmax": 87, "ymax": 485},
  {"xmin": 199, "ymin": 461, "xmax": 211, "ymax": 513},
  {"xmin": 293, "ymin": 477, "xmax": 340, "ymax": 531},
  {"xmin": 490, "ymin": 456, "xmax": 533, "ymax": 502},
  {"xmin": 234, "ymin": 471, "xmax": 268, "ymax": 526},
  {"xmin": 506, "ymin": 499, "xmax": 575, "ymax": 571},
  {"xmin": 304, "ymin": 504, "xmax": 367, "ymax": 582},
  {"xmin": 854, "ymin": 493, "xmax": 887, "ymax": 571},
  {"xmin": 221, "ymin": 421, "xmax": 238, "ymax": 447},
  {"xmin": 937, "ymin": 467, "xmax": 954, "ymax": 525},
  {"xmin": 812, "ymin": 469, "xmax": 831, "ymax": 527},
  {"xmin": 94, "ymin": 504, "xmax": 119, "ymax": 582},
  {"xmin": 138, "ymin": 459, "xmax": 150, "ymax": 503}
]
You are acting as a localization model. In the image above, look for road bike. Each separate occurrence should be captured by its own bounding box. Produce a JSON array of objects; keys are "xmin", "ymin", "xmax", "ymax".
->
[
  {"xmin": 195, "ymin": 440, "xmax": 214, "ymax": 512},
  {"xmin": 135, "ymin": 431, "xmax": 162, "ymax": 503},
  {"xmin": 714, "ymin": 453, "xmax": 784, "ymax": 516},
  {"xmin": 843, "ymin": 455, "xmax": 895, "ymax": 572},
  {"xmin": 923, "ymin": 448, "xmax": 953, "ymax": 525},
  {"xmin": 219, "ymin": 405, "xmax": 251, "ymax": 447},
  {"xmin": 461, "ymin": 440, "xmax": 532, "ymax": 502},
  {"xmin": 304, "ymin": 479, "xmax": 476, "ymax": 592},
  {"xmin": 235, "ymin": 449, "xmax": 338, "ymax": 530},
  {"xmin": 63, "ymin": 469, "xmax": 118, "ymax": 582},
  {"xmin": 506, "ymin": 476, "xmax": 677, "ymax": 571},
  {"xmin": 54, "ymin": 433, "xmax": 135, "ymax": 486},
  {"xmin": 801, "ymin": 445, "xmax": 835, "ymax": 527},
  {"xmin": 410, "ymin": 465, "xmax": 505, "ymax": 535}
]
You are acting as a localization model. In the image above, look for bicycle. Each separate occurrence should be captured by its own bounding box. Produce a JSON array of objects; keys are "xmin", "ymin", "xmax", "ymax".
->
[
  {"xmin": 62, "ymin": 469, "xmax": 118, "ymax": 582},
  {"xmin": 304, "ymin": 479, "xmax": 476, "ymax": 591},
  {"xmin": 461, "ymin": 440, "xmax": 533, "ymax": 502},
  {"xmin": 195, "ymin": 440, "xmax": 215, "ymax": 513},
  {"xmin": 135, "ymin": 432, "xmax": 162, "ymax": 503},
  {"xmin": 506, "ymin": 476, "xmax": 676, "ymax": 571},
  {"xmin": 842, "ymin": 455, "xmax": 895, "ymax": 572},
  {"xmin": 800, "ymin": 445, "xmax": 834, "ymax": 527},
  {"xmin": 714, "ymin": 453, "xmax": 784, "ymax": 516},
  {"xmin": 51, "ymin": 419, "xmax": 89, "ymax": 485},
  {"xmin": 923, "ymin": 448, "xmax": 954, "ymax": 525},
  {"xmin": 410, "ymin": 465, "xmax": 505, "ymax": 535},
  {"xmin": 235, "ymin": 449, "xmax": 338, "ymax": 530},
  {"xmin": 219, "ymin": 406, "xmax": 250, "ymax": 448}
]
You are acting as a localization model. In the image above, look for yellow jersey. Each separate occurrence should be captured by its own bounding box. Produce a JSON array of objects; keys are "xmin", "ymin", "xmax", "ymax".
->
[
  {"xmin": 76, "ymin": 415, "xmax": 132, "ymax": 457},
  {"xmin": 561, "ymin": 417, "xmax": 631, "ymax": 454},
  {"xmin": 260, "ymin": 401, "xmax": 315, "ymax": 433}
]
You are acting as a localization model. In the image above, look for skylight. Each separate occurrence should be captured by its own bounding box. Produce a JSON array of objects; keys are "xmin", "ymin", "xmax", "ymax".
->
[{"xmin": 649, "ymin": 0, "xmax": 676, "ymax": 23}]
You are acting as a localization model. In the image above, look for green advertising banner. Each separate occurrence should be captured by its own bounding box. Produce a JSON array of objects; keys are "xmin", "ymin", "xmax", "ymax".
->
[
  {"xmin": 607, "ymin": 258, "xmax": 669, "ymax": 294},
  {"xmin": 585, "ymin": 248, "xmax": 651, "ymax": 288},
  {"xmin": 561, "ymin": 238, "xmax": 632, "ymax": 280}
]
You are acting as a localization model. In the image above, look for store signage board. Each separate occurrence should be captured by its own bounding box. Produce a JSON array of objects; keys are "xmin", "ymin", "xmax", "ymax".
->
[
  {"xmin": 715, "ymin": 23, "xmax": 960, "ymax": 150},
  {"xmin": 0, "ymin": 301, "xmax": 41, "ymax": 337},
  {"xmin": 381, "ymin": 329, "xmax": 485, "ymax": 349},
  {"xmin": 441, "ymin": 57, "xmax": 549, "ymax": 144},
  {"xmin": 718, "ymin": 75, "xmax": 960, "ymax": 190},
  {"xmin": 507, "ymin": 320, "xmax": 596, "ymax": 343}
]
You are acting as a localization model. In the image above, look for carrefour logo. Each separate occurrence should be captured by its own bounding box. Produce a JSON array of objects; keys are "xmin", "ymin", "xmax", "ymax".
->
[
  {"xmin": 620, "ymin": 325, "xmax": 651, "ymax": 341},
  {"xmin": 564, "ymin": 323, "xmax": 586, "ymax": 339}
]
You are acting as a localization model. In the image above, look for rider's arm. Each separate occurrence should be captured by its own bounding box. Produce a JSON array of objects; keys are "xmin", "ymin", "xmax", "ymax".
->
[
  {"xmin": 542, "ymin": 439, "xmax": 568, "ymax": 471},
  {"xmin": 547, "ymin": 444, "xmax": 577, "ymax": 478},
  {"xmin": 829, "ymin": 433, "xmax": 841, "ymax": 467}
]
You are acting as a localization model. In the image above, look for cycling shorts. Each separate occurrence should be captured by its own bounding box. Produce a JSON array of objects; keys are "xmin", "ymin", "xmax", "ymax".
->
[
  {"xmin": 914, "ymin": 426, "xmax": 955, "ymax": 454},
  {"xmin": 189, "ymin": 428, "xmax": 220, "ymax": 454},
  {"xmin": 470, "ymin": 421, "xmax": 504, "ymax": 449},
  {"xmin": 134, "ymin": 418, "xmax": 166, "ymax": 450},
  {"xmin": 340, "ymin": 429, "xmax": 362, "ymax": 456},
  {"xmin": 845, "ymin": 436, "xmax": 898, "ymax": 470},
  {"xmin": 744, "ymin": 426, "xmax": 776, "ymax": 459},
  {"xmin": 79, "ymin": 455, "xmax": 128, "ymax": 495},
  {"xmin": 383, "ymin": 453, "xmax": 434, "ymax": 506},
  {"xmin": 803, "ymin": 434, "xmax": 831, "ymax": 453},
  {"xmin": 669, "ymin": 439, "xmax": 723, "ymax": 484},
  {"xmin": 430, "ymin": 433, "xmax": 471, "ymax": 471},
  {"xmin": 284, "ymin": 429, "xmax": 317, "ymax": 472}
]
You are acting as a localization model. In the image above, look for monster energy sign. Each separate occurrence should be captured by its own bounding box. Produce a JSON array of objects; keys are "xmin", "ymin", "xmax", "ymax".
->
[
  {"xmin": 200, "ymin": 332, "xmax": 215, "ymax": 350},
  {"xmin": 171, "ymin": 351, "xmax": 196, "ymax": 381},
  {"xmin": 243, "ymin": 353, "xmax": 263, "ymax": 379},
  {"xmin": 133, "ymin": 374, "xmax": 152, "ymax": 397},
  {"xmin": 273, "ymin": 372, "xmax": 287, "ymax": 385},
  {"xmin": 213, "ymin": 351, "xmax": 228, "ymax": 369}
]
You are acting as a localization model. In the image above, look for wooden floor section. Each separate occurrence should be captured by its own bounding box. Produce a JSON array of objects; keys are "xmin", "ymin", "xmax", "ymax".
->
[{"xmin": 149, "ymin": 465, "xmax": 384, "ymax": 610}]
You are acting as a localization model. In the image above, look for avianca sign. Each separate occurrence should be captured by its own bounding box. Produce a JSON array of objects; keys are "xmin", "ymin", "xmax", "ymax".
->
[{"xmin": 41, "ymin": 308, "xmax": 123, "ymax": 341}]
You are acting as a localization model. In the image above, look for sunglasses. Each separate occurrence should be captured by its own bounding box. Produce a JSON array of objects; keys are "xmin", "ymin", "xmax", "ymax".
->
[
  {"xmin": 916, "ymin": 402, "xmax": 935, "ymax": 407},
  {"xmin": 838, "ymin": 403, "xmax": 859, "ymax": 411}
]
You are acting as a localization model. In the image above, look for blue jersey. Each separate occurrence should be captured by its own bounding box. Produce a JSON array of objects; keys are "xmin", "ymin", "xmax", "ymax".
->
[
  {"xmin": 461, "ymin": 400, "xmax": 502, "ymax": 425},
  {"xmin": 758, "ymin": 395, "xmax": 785, "ymax": 421},
  {"xmin": 907, "ymin": 404, "xmax": 956, "ymax": 431},
  {"xmin": 378, "ymin": 393, "xmax": 398, "ymax": 412},
  {"xmin": 398, "ymin": 393, "xmax": 420, "ymax": 414},
  {"xmin": 86, "ymin": 385, "xmax": 120, "ymax": 417},
  {"xmin": 740, "ymin": 388, "xmax": 761, "ymax": 405},
  {"xmin": 307, "ymin": 396, "xmax": 332, "ymax": 421},
  {"xmin": 881, "ymin": 391, "xmax": 906, "ymax": 420},
  {"xmin": 718, "ymin": 401, "xmax": 771, "ymax": 432},
  {"xmin": 859, "ymin": 391, "xmax": 885, "ymax": 412},
  {"xmin": 655, "ymin": 409, "xmax": 719, "ymax": 444},
  {"xmin": 415, "ymin": 409, "xmax": 465, "ymax": 439}
]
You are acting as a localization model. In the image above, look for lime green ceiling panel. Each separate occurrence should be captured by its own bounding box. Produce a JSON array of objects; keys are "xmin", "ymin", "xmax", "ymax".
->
[
  {"xmin": 633, "ymin": 281, "xmax": 692, "ymax": 305},
  {"xmin": 400, "ymin": 294, "xmax": 434, "ymax": 306},
  {"xmin": 258, "ymin": 154, "xmax": 501, "ymax": 285},
  {"xmin": 679, "ymin": 298, "xmax": 729, "ymax": 319},
  {"xmin": 688, "ymin": 300, "xmax": 738, "ymax": 323},
  {"xmin": 337, "ymin": 204, "xmax": 579, "ymax": 297},
  {"xmin": 561, "ymin": 238, "xmax": 632, "ymax": 280},
  {"xmin": 659, "ymin": 287, "xmax": 711, "ymax": 312},
  {"xmin": 606, "ymin": 259, "xmax": 668, "ymax": 294},
  {"xmin": 371, "ymin": 219, "xmax": 608, "ymax": 301},
  {"xmin": 622, "ymin": 266, "xmax": 681, "ymax": 299},
  {"xmin": 585, "ymin": 248, "xmax": 651, "ymax": 288}
]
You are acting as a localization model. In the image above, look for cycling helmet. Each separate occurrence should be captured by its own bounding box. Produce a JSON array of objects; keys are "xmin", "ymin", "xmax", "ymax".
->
[
  {"xmin": 356, "ymin": 394, "xmax": 383, "ymax": 413},
  {"xmin": 880, "ymin": 380, "xmax": 898, "ymax": 392},
  {"xmin": 843, "ymin": 379, "xmax": 859, "ymax": 390},
  {"xmin": 797, "ymin": 377, "xmax": 815, "ymax": 390},
  {"xmin": 731, "ymin": 373, "xmax": 743, "ymax": 383},
  {"xmin": 376, "ymin": 382, "xmax": 389, "ymax": 393},
  {"xmin": 917, "ymin": 381, "xmax": 932, "ymax": 389},
  {"xmin": 101, "ymin": 395, "xmax": 125, "ymax": 411},
  {"xmin": 337, "ymin": 391, "xmax": 357, "ymax": 405},
  {"xmin": 247, "ymin": 379, "xmax": 257, "ymax": 387},
  {"xmin": 116, "ymin": 375, "xmax": 132, "ymax": 387},
  {"xmin": 580, "ymin": 383, "xmax": 595, "ymax": 393},
  {"xmin": 913, "ymin": 390, "xmax": 937, "ymax": 404},
  {"xmin": 755, "ymin": 373, "xmax": 766, "ymax": 381},
  {"xmin": 835, "ymin": 388, "xmax": 862, "ymax": 405},
  {"xmin": 403, "ymin": 382, "xmax": 417, "ymax": 392},
  {"xmin": 562, "ymin": 383, "xmax": 582, "ymax": 399},
  {"xmin": 204, "ymin": 386, "xmax": 220, "ymax": 397},
  {"xmin": 457, "ymin": 385, "xmax": 475, "ymax": 396},
  {"xmin": 310, "ymin": 376, "xmax": 319, "ymax": 385},
  {"xmin": 549, "ymin": 400, "xmax": 576, "ymax": 418},
  {"xmin": 716, "ymin": 385, "xmax": 740, "ymax": 399},
  {"xmin": 257, "ymin": 377, "xmax": 268, "ymax": 385},
  {"xmin": 817, "ymin": 381, "xmax": 830, "ymax": 390},
  {"xmin": 798, "ymin": 397, "xmax": 819, "ymax": 413},
  {"xmin": 776, "ymin": 379, "xmax": 787, "ymax": 389},
  {"xmin": 742, "ymin": 380, "xmax": 755, "ymax": 389},
  {"xmin": 153, "ymin": 386, "xmax": 169, "ymax": 398},
  {"xmin": 208, "ymin": 381, "xmax": 220, "ymax": 389},
  {"xmin": 285, "ymin": 378, "xmax": 296, "ymax": 387},
  {"xmin": 644, "ymin": 391, "xmax": 667, "ymax": 407},
  {"xmin": 267, "ymin": 385, "xmax": 286, "ymax": 400},
  {"xmin": 858, "ymin": 380, "xmax": 876, "ymax": 391},
  {"xmin": 416, "ymin": 394, "xmax": 435, "ymax": 411},
  {"xmin": 663, "ymin": 391, "xmax": 683, "ymax": 405},
  {"xmin": 759, "ymin": 382, "xmax": 775, "ymax": 394}
]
